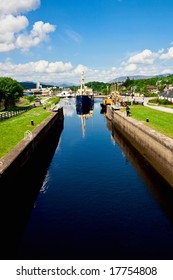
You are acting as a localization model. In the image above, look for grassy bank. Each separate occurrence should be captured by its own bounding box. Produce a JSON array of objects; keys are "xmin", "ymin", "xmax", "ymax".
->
[
  {"xmin": 0, "ymin": 107, "xmax": 51, "ymax": 158},
  {"xmin": 128, "ymin": 105, "xmax": 173, "ymax": 139}
]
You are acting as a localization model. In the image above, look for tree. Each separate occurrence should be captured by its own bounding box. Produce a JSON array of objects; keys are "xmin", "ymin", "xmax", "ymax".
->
[
  {"xmin": 85, "ymin": 81, "xmax": 111, "ymax": 94},
  {"xmin": 122, "ymin": 77, "xmax": 134, "ymax": 89},
  {"xmin": 0, "ymin": 77, "xmax": 23, "ymax": 110}
]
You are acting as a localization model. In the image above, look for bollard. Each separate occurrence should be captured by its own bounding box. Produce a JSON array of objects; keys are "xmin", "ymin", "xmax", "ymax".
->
[
  {"xmin": 31, "ymin": 120, "xmax": 34, "ymax": 126},
  {"xmin": 146, "ymin": 118, "xmax": 149, "ymax": 122}
]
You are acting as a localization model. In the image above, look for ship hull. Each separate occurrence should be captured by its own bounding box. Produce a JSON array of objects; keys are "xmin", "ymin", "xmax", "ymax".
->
[{"xmin": 76, "ymin": 95, "xmax": 94, "ymax": 115}]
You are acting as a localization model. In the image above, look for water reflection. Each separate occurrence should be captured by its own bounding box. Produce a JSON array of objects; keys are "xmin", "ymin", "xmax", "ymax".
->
[
  {"xmin": 60, "ymin": 98, "xmax": 76, "ymax": 117},
  {"xmin": 106, "ymin": 117, "xmax": 173, "ymax": 227},
  {"xmin": 76, "ymin": 98, "xmax": 94, "ymax": 138}
]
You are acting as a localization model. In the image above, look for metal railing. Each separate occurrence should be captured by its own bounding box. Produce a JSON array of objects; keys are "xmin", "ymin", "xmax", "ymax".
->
[{"xmin": 0, "ymin": 106, "xmax": 34, "ymax": 121}]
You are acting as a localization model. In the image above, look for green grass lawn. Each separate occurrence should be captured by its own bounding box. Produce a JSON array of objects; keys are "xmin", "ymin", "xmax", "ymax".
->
[
  {"xmin": 0, "ymin": 107, "xmax": 51, "ymax": 158},
  {"xmin": 127, "ymin": 105, "xmax": 173, "ymax": 139}
]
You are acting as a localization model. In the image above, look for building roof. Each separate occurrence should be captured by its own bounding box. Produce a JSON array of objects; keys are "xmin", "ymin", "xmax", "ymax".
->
[
  {"xmin": 159, "ymin": 89, "xmax": 173, "ymax": 98},
  {"xmin": 147, "ymin": 86, "xmax": 157, "ymax": 89}
]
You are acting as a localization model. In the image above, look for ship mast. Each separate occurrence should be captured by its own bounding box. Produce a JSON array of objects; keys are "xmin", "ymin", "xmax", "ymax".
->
[{"xmin": 80, "ymin": 71, "xmax": 85, "ymax": 95}]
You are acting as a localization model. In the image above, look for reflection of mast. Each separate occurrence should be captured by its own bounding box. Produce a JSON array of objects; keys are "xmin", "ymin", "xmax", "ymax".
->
[
  {"xmin": 81, "ymin": 116, "xmax": 86, "ymax": 138},
  {"xmin": 78, "ymin": 110, "xmax": 93, "ymax": 138}
]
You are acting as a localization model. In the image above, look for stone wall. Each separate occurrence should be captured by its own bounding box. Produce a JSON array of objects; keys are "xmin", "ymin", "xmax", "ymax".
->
[{"xmin": 106, "ymin": 106, "xmax": 173, "ymax": 188}]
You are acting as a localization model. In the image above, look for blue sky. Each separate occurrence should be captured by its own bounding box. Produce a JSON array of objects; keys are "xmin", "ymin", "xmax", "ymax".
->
[{"xmin": 0, "ymin": 0, "xmax": 173, "ymax": 84}]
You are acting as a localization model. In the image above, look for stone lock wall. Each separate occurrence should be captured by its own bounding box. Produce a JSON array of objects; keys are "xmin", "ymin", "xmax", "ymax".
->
[{"xmin": 106, "ymin": 106, "xmax": 173, "ymax": 188}]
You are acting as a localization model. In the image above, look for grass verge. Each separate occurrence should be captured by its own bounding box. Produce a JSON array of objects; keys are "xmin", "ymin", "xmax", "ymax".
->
[
  {"xmin": 126, "ymin": 105, "xmax": 173, "ymax": 139},
  {"xmin": 0, "ymin": 107, "xmax": 51, "ymax": 158}
]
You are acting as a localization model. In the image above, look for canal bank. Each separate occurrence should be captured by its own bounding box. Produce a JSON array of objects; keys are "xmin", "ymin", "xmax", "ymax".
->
[
  {"xmin": 0, "ymin": 107, "xmax": 64, "ymax": 184},
  {"xmin": 106, "ymin": 105, "xmax": 173, "ymax": 188}
]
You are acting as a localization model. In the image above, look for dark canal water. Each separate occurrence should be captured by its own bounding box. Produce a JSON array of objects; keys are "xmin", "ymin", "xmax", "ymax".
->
[{"xmin": 1, "ymin": 98, "xmax": 173, "ymax": 260}]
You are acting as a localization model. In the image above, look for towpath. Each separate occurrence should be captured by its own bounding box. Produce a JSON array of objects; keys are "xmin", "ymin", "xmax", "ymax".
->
[
  {"xmin": 143, "ymin": 97, "xmax": 173, "ymax": 114},
  {"xmin": 127, "ymin": 96, "xmax": 173, "ymax": 114}
]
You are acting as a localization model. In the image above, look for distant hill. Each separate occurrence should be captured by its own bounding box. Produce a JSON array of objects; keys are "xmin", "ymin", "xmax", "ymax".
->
[
  {"xmin": 20, "ymin": 82, "xmax": 36, "ymax": 89},
  {"xmin": 20, "ymin": 81, "xmax": 56, "ymax": 89},
  {"xmin": 56, "ymin": 82, "xmax": 78, "ymax": 87},
  {"xmin": 110, "ymin": 74, "xmax": 172, "ymax": 83},
  {"xmin": 20, "ymin": 81, "xmax": 77, "ymax": 89}
]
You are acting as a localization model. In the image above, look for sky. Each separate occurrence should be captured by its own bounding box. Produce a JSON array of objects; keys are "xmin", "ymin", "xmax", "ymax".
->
[{"xmin": 0, "ymin": 0, "xmax": 173, "ymax": 85}]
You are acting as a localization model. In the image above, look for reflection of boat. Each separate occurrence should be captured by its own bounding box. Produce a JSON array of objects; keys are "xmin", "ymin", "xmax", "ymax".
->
[
  {"xmin": 76, "ymin": 71, "xmax": 94, "ymax": 112},
  {"xmin": 78, "ymin": 110, "xmax": 93, "ymax": 138}
]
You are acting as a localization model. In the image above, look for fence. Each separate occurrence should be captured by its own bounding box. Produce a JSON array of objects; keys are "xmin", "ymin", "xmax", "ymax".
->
[{"xmin": 0, "ymin": 106, "xmax": 34, "ymax": 121}]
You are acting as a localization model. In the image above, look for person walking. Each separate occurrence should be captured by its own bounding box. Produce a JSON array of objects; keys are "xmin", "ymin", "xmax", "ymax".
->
[{"xmin": 126, "ymin": 105, "xmax": 130, "ymax": 116}]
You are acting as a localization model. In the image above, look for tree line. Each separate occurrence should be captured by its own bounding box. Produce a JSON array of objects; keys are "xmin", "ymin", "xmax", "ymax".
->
[{"xmin": 120, "ymin": 75, "xmax": 173, "ymax": 94}]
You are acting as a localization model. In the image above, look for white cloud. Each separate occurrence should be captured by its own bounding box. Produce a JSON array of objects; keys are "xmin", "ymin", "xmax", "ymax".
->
[
  {"xmin": 0, "ymin": 60, "xmax": 73, "ymax": 77},
  {"xmin": 15, "ymin": 21, "xmax": 56, "ymax": 51},
  {"xmin": 127, "ymin": 49, "xmax": 158, "ymax": 65},
  {"xmin": 124, "ymin": 64, "xmax": 137, "ymax": 72},
  {"xmin": 160, "ymin": 47, "xmax": 173, "ymax": 60},
  {"xmin": 73, "ymin": 64, "xmax": 88, "ymax": 75},
  {"xmin": 0, "ymin": 0, "xmax": 40, "ymax": 15},
  {"xmin": 47, "ymin": 61, "xmax": 73, "ymax": 73},
  {"xmin": 161, "ymin": 68, "xmax": 172, "ymax": 74},
  {"xmin": 117, "ymin": 47, "xmax": 173, "ymax": 76},
  {"xmin": 31, "ymin": 21, "xmax": 56, "ymax": 39},
  {"xmin": 0, "ymin": 0, "xmax": 55, "ymax": 53},
  {"xmin": 0, "ymin": 15, "xmax": 28, "ymax": 34},
  {"xmin": 0, "ymin": 14, "xmax": 29, "ymax": 52},
  {"xmin": 1, "ymin": 44, "xmax": 173, "ymax": 84}
]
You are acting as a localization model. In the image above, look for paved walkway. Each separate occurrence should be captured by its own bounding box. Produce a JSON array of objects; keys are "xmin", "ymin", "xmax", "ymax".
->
[
  {"xmin": 143, "ymin": 97, "xmax": 173, "ymax": 114},
  {"xmin": 129, "ymin": 96, "xmax": 173, "ymax": 114},
  {"xmin": 145, "ymin": 104, "xmax": 173, "ymax": 113}
]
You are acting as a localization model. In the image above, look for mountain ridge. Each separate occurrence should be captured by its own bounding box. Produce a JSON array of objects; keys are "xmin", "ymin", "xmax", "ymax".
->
[{"xmin": 109, "ymin": 74, "xmax": 172, "ymax": 83}]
